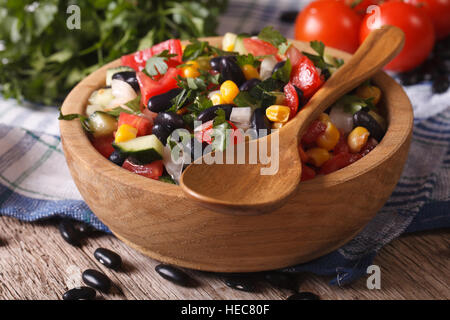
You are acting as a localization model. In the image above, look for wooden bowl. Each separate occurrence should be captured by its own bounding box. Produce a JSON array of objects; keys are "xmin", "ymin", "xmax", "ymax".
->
[{"xmin": 59, "ymin": 38, "xmax": 413, "ymax": 272}]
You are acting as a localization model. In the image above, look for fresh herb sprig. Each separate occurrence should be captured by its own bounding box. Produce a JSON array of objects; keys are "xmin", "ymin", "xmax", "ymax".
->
[{"xmin": 144, "ymin": 50, "xmax": 177, "ymax": 77}]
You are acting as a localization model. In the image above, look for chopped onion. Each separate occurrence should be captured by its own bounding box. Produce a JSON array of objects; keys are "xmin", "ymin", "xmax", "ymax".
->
[
  {"xmin": 162, "ymin": 145, "xmax": 184, "ymax": 184},
  {"xmin": 260, "ymin": 56, "xmax": 278, "ymax": 80},
  {"xmin": 109, "ymin": 79, "xmax": 137, "ymax": 107},
  {"xmin": 329, "ymin": 104, "xmax": 354, "ymax": 134},
  {"xmin": 86, "ymin": 104, "xmax": 105, "ymax": 117},
  {"xmin": 230, "ymin": 107, "xmax": 252, "ymax": 125}
]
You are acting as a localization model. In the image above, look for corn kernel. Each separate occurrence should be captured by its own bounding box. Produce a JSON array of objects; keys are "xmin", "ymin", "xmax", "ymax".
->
[
  {"xmin": 186, "ymin": 60, "xmax": 200, "ymax": 69},
  {"xmin": 316, "ymin": 121, "xmax": 340, "ymax": 151},
  {"xmin": 348, "ymin": 126, "xmax": 370, "ymax": 153},
  {"xmin": 182, "ymin": 66, "xmax": 200, "ymax": 78},
  {"xmin": 115, "ymin": 124, "xmax": 137, "ymax": 143},
  {"xmin": 241, "ymin": 64, "xmax": 260, "ymax": 80},
  {"xmin": 224, "ymin": 43, "xmax": 235, "ymax": 52},
  {"xmin": 210, "ymin": 93, "xmax": 225, "ymax": 105},
  {"xmin": 176, "ymin": 107, "xmax": 188, "ymax": 115},
  {"xmin": 356, "ymin": 85, "xmax": 381, "ymax": 105},
  {"xmin": 318, "ymin": 113, "xmax": 331, "ymax": 123},
  {"xmin": 220, "ymin": 80, "xmax": 240, "ymax": 104},
  {"xmin": 271, "ymin": 122, "xmax": 284, "ymax": 129},
  {"xmin": 266, "ymin": 105, "xmax": 291, "ymax": 123},
  {"xmin": 306, "ymin": 147, "xmax": 331, "ymax": 167}
]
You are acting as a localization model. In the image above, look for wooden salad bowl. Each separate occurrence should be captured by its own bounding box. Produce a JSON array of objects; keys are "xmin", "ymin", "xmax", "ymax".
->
[{"xmin": 59, "ymin": 38, "xmax": 413, "ymax": 272}]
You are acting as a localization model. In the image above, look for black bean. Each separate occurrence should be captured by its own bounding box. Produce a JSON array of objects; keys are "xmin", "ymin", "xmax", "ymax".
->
[
  {"xmin": 152, "ymin": 123, "xmax": 172, "ymax": 145},
  {"xmin": 82, "ymin": 269, "xmax": 112, "ymax": 293},
  {"xmin": 279, "ymin": 10, "xmax": 299, "ymax": 23},
  {"xmin": 287, "ymin": 291, "xmax": 320, "ymax": 300},
  {"xmin": 399, "ymin": 69, "xmax": 424, "ymax": 86},
  {"xmin": 220, "ymin": 57, "xmax": 246, "ymax": 87},
  {"xmin": 155, "ymin": 264, "xmax": 196, "ymax": 287},
  {"xmin": 59, "ymin": 219, "xmax": 82, "ymax": 247},
  {"xmin": 223, "ymin": 275, "xmax": 257, "ymax": 292},
  {"xmin": 353, "ymin": 110, "xmax": 385, "ymax": 142},
  {"xmin": 264, "ymin": 272, "xmax": 298, "ymax": 291},
  {"xmin": 62, "ymin": 286, "xmax": 96, "ymax": 300},
  {"xmin": 251, "ymin": 108, "xmax": 271, "ymax": 137},
  {"xmin": 210, "ymin": 57, "xmax": 222, "ymax": 71},
  {"xmin": 94, "ymin": 248, "xmax": 122, "ymax": 270},
  {"xmin": 432, "ymin": 75, "xmax": 449, "ymax": 94},
  {"xmin": 321, "ymin": 68, "xmax": 331, "ymax": 80},
  {"xmin": 239, "ymin": 78, "xmax": 261, "ymax": 91},
  {"xmin": 147, "ymin": 88, "xmax": 183, "ymax": 113},
  {"xmin": 196, "ymin": 104, "xmax": 234, "ymax": 123},
  {"xmin": 294, "ymin": 85, "xmax": 304, "ymax": 111},
  {"xmin": 112, "ymin": 71, "xmax": 139, "ymax": 92},
  {"xmin": 154, "ymin": 112, "xmax": 184, "ymax": 131},
  {"xmin": 108, "ymin": 150, "xmax": 127, "ymax": 166},
  {"xmin": 271, "ymin": 61, "xmax": 286, "ymax": 75}
]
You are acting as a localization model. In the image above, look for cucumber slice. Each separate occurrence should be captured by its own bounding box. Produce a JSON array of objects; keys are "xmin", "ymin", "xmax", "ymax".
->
[
  {"xmin": 89, "ymin": 111, "xmax": 118, "ymax": 138},
  {"xmin": 106, "ymin": 66, "xmax": 134, "ymax": 86},
  {"xmin": 113, "ymin": 134, "xmax": 164, "ymax": 164},
  {"xmin": 222, "ymin": 32, "xmax": 237, "ymax": 52},
  {"xmin": 88, "ymin": 88, "xmax": 115, "ymax": 107},
  {"xmin": 234, "ymin": 35, "xmax": 247, "ymax": 55}
]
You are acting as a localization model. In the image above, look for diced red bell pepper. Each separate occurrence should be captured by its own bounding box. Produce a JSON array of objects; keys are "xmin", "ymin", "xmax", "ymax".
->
[
  {"xmin": 290, "ymin": 56, "xmax": 324, "ymax": 101},
  {"xmin": 301, "ymin": 164, "xmax": 316, "ymax": 181},
  {"xmin": 284, "ymin": 83, "xmax": 300, "ymax": 119},
  {"xmin": 301, "ymin": 120, "xmax": 327, "ymax": 145},
  {"xmin": 121, "ymin": 39, "xmax": 182, "ymax": 71},
  {"xmin": 91, "ymin": 135, "xmax": 115, "ymax": 158},
  {"xmin": 122, "ymin": 159, "xmax": 164, "ymax": 180},
  {"xmin": 319, "ymin": 152, "xmax": 361, "ymax": 175},
  {"xmin": 136, "ymin": 68, "xmax": 180, "ymax": 106},
  {"xmin": 243, "ymin": 38, "xmax": 279, "ymax": 56},
  {"xmin": 117, "ymin": 113, "xmax": 152, "ymax": 136}
]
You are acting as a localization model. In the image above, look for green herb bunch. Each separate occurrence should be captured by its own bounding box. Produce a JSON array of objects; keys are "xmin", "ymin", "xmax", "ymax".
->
[{"xmin": 0, "ymin": 0, "xmax": 228, "ymax": 105}]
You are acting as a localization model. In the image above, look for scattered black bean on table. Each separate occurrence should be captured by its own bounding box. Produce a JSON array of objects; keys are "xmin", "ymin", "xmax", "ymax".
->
[
  {"xmin": 58, "ymin": 219, "xmax": 82, "ymax": 247},
  {"xmin": 287, "ymin": 291, "xmax": 320, "ymax": 300},
  {"xmin": 62, "ymin": 286, "xmax": 96, "ymax": 300},
  {"xmin": 155, "ymin": 264, "xmax": 197, "ymax": 287},
  {"xmin": 264, "ymin": 272, "xmax": 299, "ymax": 292},
  {"xmin": 94, "ymin": 248, "xmax": 122, "ymax": 270},
  {"xmin": 223, "ymin": 274, "xmax": 258, "ymax": 293},
  {"xmin": 82, "ymin": 269, "xmax": 112, "ymax": 293}
]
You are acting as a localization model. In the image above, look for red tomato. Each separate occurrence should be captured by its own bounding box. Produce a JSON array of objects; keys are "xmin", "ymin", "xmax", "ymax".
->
[
  {"xmin": 121, "ymin": 39, "xmax": 182, "ymax": 71},
  {"xmin": 290, "ymin": 56, "xmax": 324, "ymax": 101},
  {"xmin": 285, "ymin": 44, "xmax": 303, "ymax": 67},
  {"xmin": 284, "ymin": 83, "xmax": 300, "ymax": 119},
  {"xmin": 360, "ymin": 2, "xmax": 435, "ymax": 72},
  {"xmin": 341, "ymin": 0, "xmax": 381, "ymax": 15},
  {"xmin": 194, "ymin": 120, "xmax": 242, "ymax": 145},
  {"xmin": 301, "ymin": 164, "xmax": 316, "ymax": 181},
  {"xmin": 117, "ymin": 113, "xmax": 152, "ymax": 136},
  {"xmin": 122, "ymin": 160, "xmax": 164, "ymax": 180},
  {"xmin": 301, "ymin": 120, "xmax": 327, "ymax": 145},
  {"xmin": 91, "ymin": 135, "xmax": 114, "ymax": 158},
  {"xmin": 402, "ymin": 0, "xmax": 450, "ymax": 39},
  {"xmin": 243, "ymin": 38, "xmax": 279, "ymax": 56},
  {"xmin": 319, "ymin": 152, "xmax": 361, "ymax": 174},
  {"xmin": 294, "ymin": 0, "xmax": 362, "ymax": 53},
  {"xmin": 141, "ymin": 108, "xmax": 158, "ymax": 125},
  {"xmin": 136, "ymin": 68, "xmax": 180, "ymax": 106}
]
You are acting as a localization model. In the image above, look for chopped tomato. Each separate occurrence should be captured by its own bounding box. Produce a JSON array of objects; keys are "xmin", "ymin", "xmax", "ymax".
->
[
  {"xmin": 122, "ymin": 159, "xmax": 164, "ymax": 180},
  {"xmin": 137, "ymin": 68, "xmax": 180, "ymax": 106},
  {"xmin": 141, "ymin": 108, "xmax": 158, "ymax": 125},
  {"xmin": 243, "ymin": 38, "xmax": 279, "ymax": 56},
  {"xmin": 290, "ymin": 56, "xmax": 324, "ymax": 101},
  {"xmin": 333, "ymin": 131, "xmax": 350, "ymax": 155},
  {"xmin": 284, "ymin": 83, "xmax": 301, "ymax": 119},
  {"xmin": 359, "ymin": 138, "xmax": 378, "ymax": 157},
  {"xmin": 301, "ymin": 164, "xmax": 316, "ymax": 181},
  {"xmin": 194, "ymin": 120, "xmax": 243, "ymax": 145},
  {"xmin": 91, "ymin": 135, "xmax": 114, "ymax": 158},
  {"xmin": 285, "ymin": 44, "xmax": 303, "ymax": 67},
  {"xmin": 121, "ymin": 39, "xmax": 182, "ymax": 71},
  {"xmin": 319, "ymin": 152, "xmax": 361, "ymax": 175},
  {"xmin": 118, "ymin": 113, "xmax": 152, "ymax": 136},
  {"xmin": 301, "ymin": 120, "xmax": 327, "ymax": 145}
]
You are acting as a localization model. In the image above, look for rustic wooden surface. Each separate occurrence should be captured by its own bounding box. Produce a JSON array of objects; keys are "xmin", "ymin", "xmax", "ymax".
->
[{"xmin": 0, "ymin": 215, "xmax": 448, "ymax": 300}]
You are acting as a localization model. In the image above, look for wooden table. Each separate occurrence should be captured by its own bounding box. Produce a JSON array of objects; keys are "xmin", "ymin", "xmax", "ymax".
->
[{"xmin": 0, "ymin": 216, "xmax": 448, "ymax": 300}]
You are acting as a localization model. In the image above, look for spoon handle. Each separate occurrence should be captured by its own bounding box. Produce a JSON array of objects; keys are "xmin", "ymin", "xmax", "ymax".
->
[{"xmin": 288, "ymin": 25, "xmax": 405, "ymax": 138}]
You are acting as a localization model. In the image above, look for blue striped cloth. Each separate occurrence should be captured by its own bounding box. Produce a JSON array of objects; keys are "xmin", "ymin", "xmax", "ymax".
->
[{"xmin": 1, "ymin": 0, "xmax": 449, "ymax": 286}]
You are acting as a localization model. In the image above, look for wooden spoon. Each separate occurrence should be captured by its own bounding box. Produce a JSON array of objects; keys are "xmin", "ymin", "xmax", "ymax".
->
[{"xmin": 180, "ymin": 25, "xmax": 405, "ymax": 215}]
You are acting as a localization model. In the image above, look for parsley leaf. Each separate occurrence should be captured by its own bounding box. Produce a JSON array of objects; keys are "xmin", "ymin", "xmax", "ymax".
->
[
  {"xmin": 236, "ymin": 54, "xmax": 261, "ymax": 68},
  {"xmin": 144, "ymin": 50, "xmax": 176, "ymax": 77},
  {"xmin": 58, "ymin": 109, "xmax": 91, "ymax": 133},
  {"xmin": 271, "ymin": 58, "xmax": 291, "ymax": 83},
  {"xmin": 258, "ymin": 26, "xmax": 287, "ymax": 47},
  {"xmin": 213, "ymin": 108, "xmax": 227, "ymax": 127},
  {"xmin": 338, "ymin": 95, "xmax": 375, "ymax": 114},
  {"xmin": 302, "ymin": 40, "xmax": 334, "ymax": 70}
]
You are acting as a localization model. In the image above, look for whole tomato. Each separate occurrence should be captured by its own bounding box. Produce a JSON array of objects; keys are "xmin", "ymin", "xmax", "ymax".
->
[
  {"xmin": 341, "ymin": 0, "xmax": 381, "ymax": 15},
  {"xmin": 360, "ymin": 1, "xmax": 435, "ymax": 72},
  {"xmin": 294, "ymin": 0, "xmax": 362, "ymax": 53},
  {"xmin": 403, "ymin": 0, "xmax": 450, "ymax": 39}
]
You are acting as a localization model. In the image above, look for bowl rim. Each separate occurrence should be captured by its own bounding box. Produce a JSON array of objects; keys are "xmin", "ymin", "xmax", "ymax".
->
[{"xmin": 59, "ymin": 37, "xmax": 414, "ymax": 205}]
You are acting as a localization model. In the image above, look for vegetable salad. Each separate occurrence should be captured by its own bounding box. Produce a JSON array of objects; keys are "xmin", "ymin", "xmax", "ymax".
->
[{"xmin": 60, "ymin": 26, "xmax": 387, "ymax": 183}]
